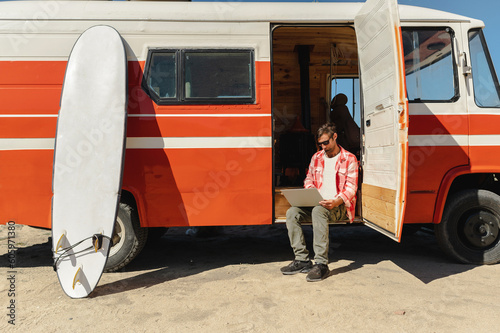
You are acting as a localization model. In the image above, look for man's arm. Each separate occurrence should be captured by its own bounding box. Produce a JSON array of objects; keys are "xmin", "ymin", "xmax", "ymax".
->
[
  {"xmin": 303, "ymin": 154, "xmax": 318, "ymax": 189},
  {"xmin": 337, "ymin": 155, "xmax": 359, "ymax": 209}
]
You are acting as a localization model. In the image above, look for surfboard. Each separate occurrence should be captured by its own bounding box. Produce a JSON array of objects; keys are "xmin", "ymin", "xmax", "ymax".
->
[{"xmin": 51, "ymin": 25, "xmax": 128, "ymax": 298}]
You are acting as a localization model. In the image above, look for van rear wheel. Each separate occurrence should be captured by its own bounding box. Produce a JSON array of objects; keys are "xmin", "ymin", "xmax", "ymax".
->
[
  {"xmin": 435, "ymin": 189, "xmax": 500, "ymax": 264},
  {"xmin": 104, "ymin": 202, "xmax": 148, "ymax": 272}
]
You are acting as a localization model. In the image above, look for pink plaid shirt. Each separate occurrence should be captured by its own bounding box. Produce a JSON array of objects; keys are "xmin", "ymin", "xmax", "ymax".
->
[{"xmin": 304, "ymin": 146, "xmax": 359, "ymax": 222}]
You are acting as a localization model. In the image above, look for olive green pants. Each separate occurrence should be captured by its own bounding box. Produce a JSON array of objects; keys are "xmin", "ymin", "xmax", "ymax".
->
[{"xmin": 285, "ymin": 204, "xmax": 347, "ymax": 265}]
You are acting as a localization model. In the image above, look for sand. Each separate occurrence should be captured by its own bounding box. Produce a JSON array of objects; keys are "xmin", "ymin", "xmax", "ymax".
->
[{"xmin": 1, "ymin": 223, "xmax": 500, "ymax": 332}]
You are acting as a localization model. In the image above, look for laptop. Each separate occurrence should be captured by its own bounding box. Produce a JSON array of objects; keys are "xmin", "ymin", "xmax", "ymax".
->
[{"xmin": 280, "ymin": 188, "xmax": 324, "ymax": 207}]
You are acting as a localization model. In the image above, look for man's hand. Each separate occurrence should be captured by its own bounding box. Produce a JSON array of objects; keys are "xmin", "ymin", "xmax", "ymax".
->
[{"xmin": 319, "ymin": 197, "xmax": 343, "ymax": 210}]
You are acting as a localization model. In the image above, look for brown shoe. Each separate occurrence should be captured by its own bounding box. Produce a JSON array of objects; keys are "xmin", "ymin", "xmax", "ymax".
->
[{"xmin": 306, "ymin": 263, "xmax": 330, "ymax": 282}]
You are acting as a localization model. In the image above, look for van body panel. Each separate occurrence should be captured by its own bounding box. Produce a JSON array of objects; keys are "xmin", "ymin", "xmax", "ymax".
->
[{"xmin": 0, "ymin": 57, "xmax": 273, "ymax": 228}]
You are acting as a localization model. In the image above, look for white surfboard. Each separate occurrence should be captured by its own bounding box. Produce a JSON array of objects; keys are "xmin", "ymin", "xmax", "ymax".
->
[{"xmin": 51, "ymin": 25, "xmax": 127, "ymax": 298}]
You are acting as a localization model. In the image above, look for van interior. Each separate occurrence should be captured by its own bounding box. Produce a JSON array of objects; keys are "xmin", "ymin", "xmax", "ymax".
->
[{"xmin": 272, "ymin": 26, "xmax": 361, "ymax": 222}]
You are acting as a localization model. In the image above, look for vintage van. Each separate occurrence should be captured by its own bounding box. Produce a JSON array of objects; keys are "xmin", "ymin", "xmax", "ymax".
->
[{"xmin": 1, "ymin": 0, "xmax": 499, "ymax": 270}]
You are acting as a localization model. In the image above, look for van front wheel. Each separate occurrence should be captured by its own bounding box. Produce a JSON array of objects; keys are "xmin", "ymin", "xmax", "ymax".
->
[
  {"xmin": 104, "ymin": 202, "xmax": 148, "ymax": 272},
  {"xmin": 436, "ymin": 189, "xmax": 500, "ymax": 265}
]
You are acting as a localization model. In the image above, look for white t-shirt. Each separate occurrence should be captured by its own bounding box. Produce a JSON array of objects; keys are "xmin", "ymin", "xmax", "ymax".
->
[{"xmin": 320, "ymin": 152, "xmax": 339, "ymax": 200}]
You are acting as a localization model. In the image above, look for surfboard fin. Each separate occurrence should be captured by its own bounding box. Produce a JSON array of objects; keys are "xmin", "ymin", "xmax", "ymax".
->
[
  {"xmin": 55, "ymin": 230, "xmax": 67, "ymax": 254},
  {"xmin": 73, "ymin": 266, "xmax": 83, "ymax": 289},
  {"xmin": 92, "ymin": 234, "xmax": 104, "ymax": 252}
]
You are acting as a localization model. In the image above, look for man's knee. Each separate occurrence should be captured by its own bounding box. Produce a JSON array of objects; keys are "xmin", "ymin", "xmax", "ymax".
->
[
  {"xmin": 286, "ymin": 206, "xmax": 302, "ymax": 220},
  {"xmin": 311, "ymin": 205, "xmax": 329, "ymax": 219}
]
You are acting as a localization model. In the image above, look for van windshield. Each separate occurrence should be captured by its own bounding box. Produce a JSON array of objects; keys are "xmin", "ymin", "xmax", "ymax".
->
[{"xmin": 468, "ymin": 29, "xmax": 500, "ymax": 108}]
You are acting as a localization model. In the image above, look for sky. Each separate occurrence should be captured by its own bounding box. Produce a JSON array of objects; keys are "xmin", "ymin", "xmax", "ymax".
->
[{"xmin": 193, "ymin": 0, "xmax": 500, "ymax": 71}]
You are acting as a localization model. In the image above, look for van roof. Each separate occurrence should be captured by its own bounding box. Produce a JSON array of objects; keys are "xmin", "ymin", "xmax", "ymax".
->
[{"xmin": 0, "ymin": 1, "xmax": 484, "ymax": 27}]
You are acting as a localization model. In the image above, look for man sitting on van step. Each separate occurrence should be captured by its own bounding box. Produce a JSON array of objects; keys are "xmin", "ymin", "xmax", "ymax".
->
[{"xmin": 281, "ymin": 123, "xmax": 358, "ymax": 282}]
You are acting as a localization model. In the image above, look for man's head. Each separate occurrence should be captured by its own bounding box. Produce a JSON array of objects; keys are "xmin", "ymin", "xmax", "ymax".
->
[{"xmin": 317, "ymin": 123, "xmax": 339, "ymax": 157}]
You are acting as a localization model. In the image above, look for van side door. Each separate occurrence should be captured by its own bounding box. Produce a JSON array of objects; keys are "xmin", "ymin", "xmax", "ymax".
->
[{"xmin": 355, "ymin": 0, "xmax": 409, "ymax": 241}]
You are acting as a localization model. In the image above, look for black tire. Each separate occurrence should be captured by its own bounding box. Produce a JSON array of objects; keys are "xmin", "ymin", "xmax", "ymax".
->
[
  {"xmin": 435, "ymin": 189, "xmax": 500, "ymax": 264},
  {"xmin": 104, "ymin": 202, "xmax": 148, "ymax": 272}
]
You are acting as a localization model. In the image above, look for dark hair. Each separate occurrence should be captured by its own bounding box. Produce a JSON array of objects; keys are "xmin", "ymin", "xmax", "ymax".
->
[{"xmin": 317, "ymin": 122, "xmax": 337, "ymax": 140}]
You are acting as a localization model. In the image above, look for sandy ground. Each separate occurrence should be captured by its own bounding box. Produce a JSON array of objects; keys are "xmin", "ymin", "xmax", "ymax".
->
[{"xmin": 1, "ymin": 223, "xmax": 500, "ymax": 332}]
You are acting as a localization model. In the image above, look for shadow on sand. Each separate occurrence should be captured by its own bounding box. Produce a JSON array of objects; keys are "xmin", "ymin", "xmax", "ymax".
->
[{"xmin": 2, "ymin": 224, "xmax": 476, "ymax": 297}]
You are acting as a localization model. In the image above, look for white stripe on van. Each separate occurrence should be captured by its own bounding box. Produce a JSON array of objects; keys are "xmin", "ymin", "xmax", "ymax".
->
[
  {"xmin": 0, "ymin": 136, "xmax": 272, "ymax": 150},
  {"xmin": 6, "ymin": 135, "xmax": 500, "ymax": 151},
  {"xmin": 408, "ymin": 135, "xmax": 468, "ymax": 147},
  {"xmin": 126, "ymin": 136, "xmax": 272, "ymax": 149},
  {"xmin": 0, "ymin": 138, "xmax": 55, "ymax": 150},
  {"xmin": 410, "ymin": 134, "xmax": 500, "ymax": 147},
  {"xmin": 469, "ymin": 135, "xmax": 500, "ymax": 146}
]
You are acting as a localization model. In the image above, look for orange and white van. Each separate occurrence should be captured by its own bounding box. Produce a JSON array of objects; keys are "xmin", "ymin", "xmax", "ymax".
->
[{"xmin": 1, "ymin": 0, "xmax": 500, "ymax": 269}]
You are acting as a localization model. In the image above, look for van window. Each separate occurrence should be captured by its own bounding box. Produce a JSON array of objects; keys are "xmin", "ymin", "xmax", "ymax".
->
[
  {"xmin": 184, "ymin": 51, "xmax": 254, "ymax": 101},
  {"xmin": 143, "ymin": 49, "xmax": 255, "ymax": 104},
  {"xmin": 468, "ymin": 29, "xmax": 500, "ymax": 108},
  {"xmin": 147, "ymin": 52, "xmax": 177, "ymax": 100},
  {"xmin": 402, "ymin": 28, "xmax": 458, "ymax": 102},
  {"xmin": 331, "ymin": 77, "xmax": 361, "ymax": 126}
]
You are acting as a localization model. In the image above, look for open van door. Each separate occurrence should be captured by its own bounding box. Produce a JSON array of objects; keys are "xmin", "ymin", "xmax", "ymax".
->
[{"xmin": 354, "ymin": 0, "xmax": 409, "ymax": 241}]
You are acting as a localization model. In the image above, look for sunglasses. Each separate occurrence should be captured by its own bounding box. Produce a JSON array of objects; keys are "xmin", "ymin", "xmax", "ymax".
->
[{"xmin": 317, "ymin": 138, "xmax": 331, "ymax": 146}]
